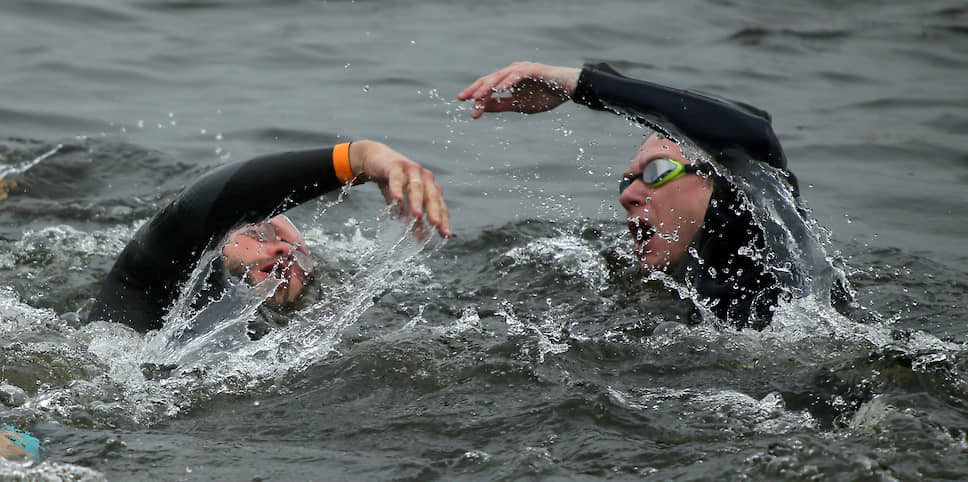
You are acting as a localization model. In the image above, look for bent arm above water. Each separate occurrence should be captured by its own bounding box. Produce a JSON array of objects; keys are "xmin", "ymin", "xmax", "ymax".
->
[{"xmin": 573, "ymin": 62, "xmax": 788, "ymax": 170}]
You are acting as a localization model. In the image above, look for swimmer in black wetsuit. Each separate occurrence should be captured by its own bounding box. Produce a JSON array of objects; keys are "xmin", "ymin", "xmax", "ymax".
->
[
  {"xmin": 88, "ymin": 140, "xmax": 451, "ymax": 334},
  {"xmin": 460, "ymin": 62, "xmax": 842, "ymax": 329}
]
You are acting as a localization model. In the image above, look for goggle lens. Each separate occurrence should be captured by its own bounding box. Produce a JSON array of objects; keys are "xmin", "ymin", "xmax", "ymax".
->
[
  {"xmin": 618, "ymin": 158, "xmax": 695, "ymax": 194},
  {"xmin": 241, "ymin": 217, "xmax": 303, "ymax": 245}
]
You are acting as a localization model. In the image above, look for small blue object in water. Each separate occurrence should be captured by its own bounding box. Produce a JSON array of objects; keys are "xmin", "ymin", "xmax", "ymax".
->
[{"xmin": 1, "ymin": 423, "xmax": 42, "ymax": 462}]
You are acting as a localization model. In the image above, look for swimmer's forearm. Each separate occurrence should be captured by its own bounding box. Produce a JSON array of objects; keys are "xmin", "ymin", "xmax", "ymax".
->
[{"xmin": 573, "ymin": 62, "xmax": 788, "ymax": 169}]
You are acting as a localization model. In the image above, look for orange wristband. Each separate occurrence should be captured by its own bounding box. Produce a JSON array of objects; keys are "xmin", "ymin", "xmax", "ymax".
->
[{"xmin": 333, "ymin": 142, "xmax": 355, "ymax": 184}]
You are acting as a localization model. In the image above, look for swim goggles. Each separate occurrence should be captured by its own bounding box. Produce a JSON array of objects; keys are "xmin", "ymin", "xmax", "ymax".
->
[
  {"xmin": 618, "ymin": 158, "xmax": 702, "ymax": 194},
  {"xmin": 239, "ymin": 220, "xmax": 313, "ymax": 274},
  {"xmin": 240, "ymin": 218, "xmax": 301, "ymax": 245}
]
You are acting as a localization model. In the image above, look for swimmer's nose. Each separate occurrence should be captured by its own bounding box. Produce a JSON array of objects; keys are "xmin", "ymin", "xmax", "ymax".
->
[
  {"xmin": 266, "ymin": 239, "xmax": 295, "ymax": 258},
  {"xmin": 619, "ymin": 180, "xmax": 650, "ymax": 210}
]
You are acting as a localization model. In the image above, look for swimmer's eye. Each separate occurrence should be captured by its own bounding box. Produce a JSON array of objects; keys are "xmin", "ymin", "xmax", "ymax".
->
[
  {"xmin": 241, "ymin": 223, "xmax": 280, "ymax": 243},
  {"xmin": 618, "ymin": 159, "xmax": 705, "ymax": 194}
]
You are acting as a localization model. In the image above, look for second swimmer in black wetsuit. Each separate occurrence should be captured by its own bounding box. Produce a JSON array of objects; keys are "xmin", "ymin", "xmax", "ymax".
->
[
  {"xmin": 88, "ymin": 140, "xmax": 451, "ymax": 336},
  {"xmin": 459, "ymin": 62, "xmax": 843, "ymax": 329}
]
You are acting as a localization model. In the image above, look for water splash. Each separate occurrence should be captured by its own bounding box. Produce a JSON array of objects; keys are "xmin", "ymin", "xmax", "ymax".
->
[
  {"xmin": 0, "ymin": 458, "xmax": 105, "ymax": 481},
  {"xmin": 155, "ymin": 206, "xmax": 437, "ymax": 372},
  {"xmin": 726, "ymin": 158, "xmax": 845, "ymax": 302},
  {"xmin": 0, "ymin": 144, "xmax": 63, "ymax": 182},
  {"xmin": 252, "ymin": 213, "xmax": 444, "ymax": 373},
  {"xmin": 496, "ymin": 300, "xmax": 572, "ymax": 363},
  {"xmin": 502, "ymin": 235, "xmax": 609, "ymax": 292},
  {"xmin": 607, "ymin": 386, "xmax": 818, "ymax": 435}
]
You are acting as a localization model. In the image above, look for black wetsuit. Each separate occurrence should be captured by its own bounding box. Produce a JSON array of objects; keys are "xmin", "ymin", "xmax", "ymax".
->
[
  {"xmin": 88, "ymin": 146, "xmax": 349, "ymax": 332},
  {"xmin": 573, "ymin": 63, "xmax": 808, "ymax": 329}
]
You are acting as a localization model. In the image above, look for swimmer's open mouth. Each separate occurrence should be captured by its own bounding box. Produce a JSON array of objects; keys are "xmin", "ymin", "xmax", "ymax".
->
[
  {"xmin": 627, "ymin": 218, "xmax": 656, "ymax": 256},
  {"xmin": 258, "ymin": 254, "xmax": 312, "ymax": 281},
  {"xmin": 258, "ymin": 258, "xmax": 295, "ymax": 281},
  {"xmin": 258, "ymin": 259, "xmax": 282, "ymax": 275}
]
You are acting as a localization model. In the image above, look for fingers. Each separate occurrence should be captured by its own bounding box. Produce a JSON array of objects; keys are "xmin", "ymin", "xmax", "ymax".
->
[
  {"xmin": 458, "ymin": 62, "xmax": 579, "ymax": 119},
  {"xmin": 457, "ymin": 62, "xmax": 532, "ymax": 100},
  {"xmin": 384, "ymin": 162, "xmax": 408, "ymax": 203},
  {"xmin": 420, "ymin": 173, "xmax": 451, "ymax": 238},
  {"xmin": 407, "ymin": 168, "xmax": 452, "ymax": 238},
  {"xmin": 357, "ymin": 141, "xmax": 451, "ymax": 238},
  {"xmin": 385, "ymin": 161, "xmax": 452, "ymax": 238},
  {"xmin": 457, "ymin": 63, "xmax": 533, "ymax": 118},
  {"xmin": 404, "ymin": 168, "xmax": 426, "ymax": 219},
  {"xmin": 459, "ymin": 71, "xmax": 519, "ymax": 103}
]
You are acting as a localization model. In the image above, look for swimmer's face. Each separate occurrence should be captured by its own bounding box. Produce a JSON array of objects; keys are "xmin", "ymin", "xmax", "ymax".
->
[
  {"xmin": 221, "ymin": 215, "xmax": 314, "ymax": 306},
  {"xmin": 619, "ymin": 133, "xmax": 713, "ymax": 273}
]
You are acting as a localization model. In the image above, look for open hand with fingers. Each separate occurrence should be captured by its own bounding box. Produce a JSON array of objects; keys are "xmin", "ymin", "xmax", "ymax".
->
[
  {"xmin": 348, "ymin": 140, "xmax": 451, "ymax": 238},
  {"xmin": 457, "ymin": 62, "xmax": 582, "ymax": 119}
]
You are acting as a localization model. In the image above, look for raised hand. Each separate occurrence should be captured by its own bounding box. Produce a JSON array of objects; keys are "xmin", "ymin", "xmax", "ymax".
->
[
  {"xmin": 457, "ymin": 62, "xmax": 582, "ymax": 119},
  {"xmin": 349, "ymin": 140, "xmax": 451, "ymax": 238}
]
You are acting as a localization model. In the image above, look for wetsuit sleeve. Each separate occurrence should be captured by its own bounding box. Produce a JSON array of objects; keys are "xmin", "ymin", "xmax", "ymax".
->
[
  {"xmin": 88, "ymin": 145, "xmax": 351, "ymax": 332},
  {"xmin": 572, "ymin": 62, "xmax": 788, "ymax": 170}
]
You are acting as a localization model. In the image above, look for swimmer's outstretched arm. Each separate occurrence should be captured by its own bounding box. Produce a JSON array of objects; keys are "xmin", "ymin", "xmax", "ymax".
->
[{"xmin": 458, "ymin": 61, "xmax": 787, "ymax": 170}]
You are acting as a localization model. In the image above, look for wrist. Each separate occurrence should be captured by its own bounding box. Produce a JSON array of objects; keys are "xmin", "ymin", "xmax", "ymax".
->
[
  {"xmin": 350, "ymin": 140, "xmax": 378, "ymax": 182},
  {"xmin": 557, "ymin": 67, "xmax": 581, "ymax": 98},
  {"xmin": 333, "ymin": 142, "xmax": 355, "ymax": 184}
]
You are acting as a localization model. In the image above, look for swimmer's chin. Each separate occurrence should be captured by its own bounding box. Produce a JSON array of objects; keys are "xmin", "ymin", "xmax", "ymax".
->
[
  {"xmin": 265, "ymin": 273, "xmax": 313, "ymax": 308},
  {"xmin": 264, "ymin": 289, "xmax": 301, "ymax": 310},
  {"xmin": 637, "ymin": 255, "xmax": 676, "ymax": 275}
]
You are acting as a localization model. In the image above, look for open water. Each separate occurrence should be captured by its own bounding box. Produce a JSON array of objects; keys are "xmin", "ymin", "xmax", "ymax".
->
[{"xmin": 1, "ymin": 0, "xmax": 967, "ymax": 480}]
